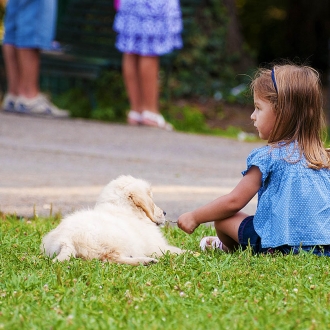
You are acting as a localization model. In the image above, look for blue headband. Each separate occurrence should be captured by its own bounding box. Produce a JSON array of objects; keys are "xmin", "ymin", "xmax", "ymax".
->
[{"xmin": 271, "ymin": 68, "xmax": 278, "ymax": 94}]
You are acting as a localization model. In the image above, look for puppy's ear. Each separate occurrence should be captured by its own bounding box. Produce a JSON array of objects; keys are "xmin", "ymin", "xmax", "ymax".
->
[{"xmin": 129, "ymin": 192, "xmax": 155, "ymax": 223}]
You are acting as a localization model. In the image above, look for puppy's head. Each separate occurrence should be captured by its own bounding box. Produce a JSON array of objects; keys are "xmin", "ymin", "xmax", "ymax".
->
[{"xmin": 97, "ymin": 175, "xmax": 166, "ymax": 225}]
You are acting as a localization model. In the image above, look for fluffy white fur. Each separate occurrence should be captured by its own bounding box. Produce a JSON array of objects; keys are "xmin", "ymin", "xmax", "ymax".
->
[{"xmin": 41, "ymin": 175, "xmax": 183, "ymax": 265}]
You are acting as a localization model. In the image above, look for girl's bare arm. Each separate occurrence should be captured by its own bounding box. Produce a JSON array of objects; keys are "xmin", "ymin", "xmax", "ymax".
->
[{"xmin": 177, "ymin": 166, "xmax": 262, "ymax": 234}]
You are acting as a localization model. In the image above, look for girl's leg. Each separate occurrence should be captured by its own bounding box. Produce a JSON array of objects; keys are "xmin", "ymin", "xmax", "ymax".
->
[
  {"xmin": 138, "ymin": 55, "xmax": 159, "ymax": 113},
  {"xmin": 122, "ymin": 53, "xmax": 143, "ymax": 113},
  {"xmin": 214, "ymin": 211, "xmax": 249, "ymax": 252}
]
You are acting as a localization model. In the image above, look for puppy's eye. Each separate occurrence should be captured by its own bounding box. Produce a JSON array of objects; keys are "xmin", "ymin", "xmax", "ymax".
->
[{"xmin": 163, "ymin": 211, "xmax": 166, "ymax": 216}]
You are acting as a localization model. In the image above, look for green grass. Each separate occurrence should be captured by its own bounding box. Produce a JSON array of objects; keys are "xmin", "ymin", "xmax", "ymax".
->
[{"xmin": 1, "ymin": 214, "xmax": 330, "ymax": 329}]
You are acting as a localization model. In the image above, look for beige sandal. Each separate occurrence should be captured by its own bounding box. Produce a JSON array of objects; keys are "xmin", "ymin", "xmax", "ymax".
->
[
  {"xmin": 141, "ymin": 110, "xmax": 173, "ymax": 131},
  {"xmin": 127, "ymin": 110, "xmax": 142, "ymax": 125}
]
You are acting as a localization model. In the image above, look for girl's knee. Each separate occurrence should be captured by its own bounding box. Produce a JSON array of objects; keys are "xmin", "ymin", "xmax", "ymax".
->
[{"xmin": 214, "ymin": 212, "xmax": 249, "ymax": 242}]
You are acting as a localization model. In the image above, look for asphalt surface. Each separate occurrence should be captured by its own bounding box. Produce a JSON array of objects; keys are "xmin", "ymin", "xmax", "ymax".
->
[{"xmin": 0, "ymin": 111, "xmax": 262, "ymax": 221}]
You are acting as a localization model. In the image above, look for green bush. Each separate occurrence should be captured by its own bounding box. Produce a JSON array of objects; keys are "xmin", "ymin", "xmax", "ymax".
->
[
  {"xmin": 167, "ymin": 105, "xmax": 210, "ymax": 133},
  {"xmin": 171, "ymin": 0, "xmax": 254, "ymax": 100},
  {"xmin": 53, "ymin": 71, "xmax": 129, "ymax": 122},
  {"xmin": 54, "ymin": 88, "xmax": 91, "ymax": 118}
]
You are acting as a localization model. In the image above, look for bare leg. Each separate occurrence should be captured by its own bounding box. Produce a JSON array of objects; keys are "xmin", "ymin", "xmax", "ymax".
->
[
  {"xmin": 2, "ymin": 44, "xmax": 19, "ymax": 95},
  {"xmin": 2, "ymin": 45, "xmax": 68, "ymax": 116},
  {"xmin": 17, "ymin": 48, "xmax": 40, "ymax": 98},
  {"xmin": 214, "ymin": 211, "xmax": 249, "ymax": 252},
  {"xmin": 122, "ymin": 53, "xmax": 143, "ymax": 112},
  {"xmin": 123, "ymin": 53, "xmax": 170, "ymax": 129},
  {"xmin": 139, "ymin": 55, "xmax": 159, "ymax": 113}
]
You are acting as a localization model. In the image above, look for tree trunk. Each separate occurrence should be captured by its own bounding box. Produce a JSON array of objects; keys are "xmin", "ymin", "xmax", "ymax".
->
[{"xmin": 222, "ymin": 0, "xmax": 255, "ymax": 72}]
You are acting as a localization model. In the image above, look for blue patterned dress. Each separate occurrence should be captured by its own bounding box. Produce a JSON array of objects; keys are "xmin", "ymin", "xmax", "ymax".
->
[{"xmin": 113, "ymin": 0, "xmax": 183, "ymax": 56}]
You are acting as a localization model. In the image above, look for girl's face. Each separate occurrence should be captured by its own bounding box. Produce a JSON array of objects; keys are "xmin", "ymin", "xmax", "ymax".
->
[{"xmin": 251, "ymin": 93, "xmax": 276, "ymax": 140}]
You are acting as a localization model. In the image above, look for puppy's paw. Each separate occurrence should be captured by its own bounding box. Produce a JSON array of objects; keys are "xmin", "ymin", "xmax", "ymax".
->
[
  {"xmin": 143, "ymin": 257, "xmax": 158, "ymax": 265},
  {"xmin": 52, "ymin": 254, "xmax": 72, "ymax": 262}
]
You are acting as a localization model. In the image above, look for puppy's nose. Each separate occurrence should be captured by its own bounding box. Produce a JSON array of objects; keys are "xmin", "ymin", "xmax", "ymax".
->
[{"xmin": 163, "ymin": 211, "xmax": 166, "ymax": 216}]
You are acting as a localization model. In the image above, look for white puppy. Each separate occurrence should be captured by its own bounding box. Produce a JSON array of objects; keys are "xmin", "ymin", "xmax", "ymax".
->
[{"xmin": 41, "ymin": 175, "xmax": 183, "ymax": 265}]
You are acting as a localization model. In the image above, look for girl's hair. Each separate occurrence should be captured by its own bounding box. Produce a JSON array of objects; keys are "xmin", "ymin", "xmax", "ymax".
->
[{"xmin": 251, "ymin": 63, "xmax": 330, "ymax": 169}]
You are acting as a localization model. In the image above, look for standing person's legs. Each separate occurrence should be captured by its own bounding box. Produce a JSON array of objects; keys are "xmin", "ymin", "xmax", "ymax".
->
[
  {"xmin": 17, "ymin": 48, "xmax": 40, "ymax": 98},
  {"xmin": 139, "ymin": 55, "xmax": 172, "ymax": 130},
  {"xmin": 2, "ymin": 0, "xmax": 68, "ymax": 117},
  {"xmin": 3, "ymin": 45, "xmax": 41, "ymax": 102},
  {"xmin": 122, "ymin": 53, "xmax": 171, "ymax": 129},
  {"xmin": 2, "ymin": 0, "xmax": 19, "ymax": 110},
  {"xmin": 139, "ymin": 55, "xmax": 159, "ymax": 113},
  {"xmin": 14, "ymin": 0, "xmax": 55, "ymax": 100},
  {"xmin": 2, "ymin": 44, "xmax": 19, "ymax": 96},
  {"xmin": 122, "ymin": 53, "xmax": 143, "ymax": 114}
]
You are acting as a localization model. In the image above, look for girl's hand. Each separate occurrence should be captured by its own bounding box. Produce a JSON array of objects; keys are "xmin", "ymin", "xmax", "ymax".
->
[{"xmin": 177, "ymin": 212, "xmax": 199, "ymax": 234}]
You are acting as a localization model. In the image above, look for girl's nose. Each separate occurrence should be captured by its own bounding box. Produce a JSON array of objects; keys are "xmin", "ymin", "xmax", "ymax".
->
[{"xmin": 251, "ymin": 110, "xmax": 256, "ymax": 121}]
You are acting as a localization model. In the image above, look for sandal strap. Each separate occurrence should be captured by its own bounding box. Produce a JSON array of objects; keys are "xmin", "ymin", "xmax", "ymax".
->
[
  {"xmin": 142, "ymin": 110, "xmax": 173, "ymax": 131},
  {"xmin": 142, "ymin": 110, "xmax": 166, "ymax": 126},
  {"xmin": 212, "ymin": 238, "xmax": 223, "ymax": 250},
  {"xmin": 128, "ymin": 110, "xmax": 142, "ymax": 122}
]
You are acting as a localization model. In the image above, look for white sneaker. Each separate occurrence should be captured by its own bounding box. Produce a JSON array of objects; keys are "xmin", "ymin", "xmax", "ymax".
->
[
  {"xmin": 2, "ymin": 93, "xmax": 17, "ymax": 112},
  {"xmin": 14, "ymin": 94, "xmax": 69, "ymax": 118}
]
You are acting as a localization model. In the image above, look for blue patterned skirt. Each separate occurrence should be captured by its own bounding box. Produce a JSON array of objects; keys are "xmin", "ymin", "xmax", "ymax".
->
[{"xmin": 113, "ymin": 0, "xmax": 183, "ymax": 56}]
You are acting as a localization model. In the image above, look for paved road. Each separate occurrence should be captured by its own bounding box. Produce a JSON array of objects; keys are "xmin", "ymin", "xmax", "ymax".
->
[{"xmin": 0, "ymin": 112, "xmax": 262, "ymax": 221}]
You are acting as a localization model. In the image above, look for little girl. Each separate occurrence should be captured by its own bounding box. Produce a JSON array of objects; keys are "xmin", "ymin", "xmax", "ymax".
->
[
  {"xmin": 178, "ymin": 64, "xmax": 330, "ymax": 256},
  {"xmin": 113, "ymin": 0, "xmax": 182, "ymax": 130}
]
